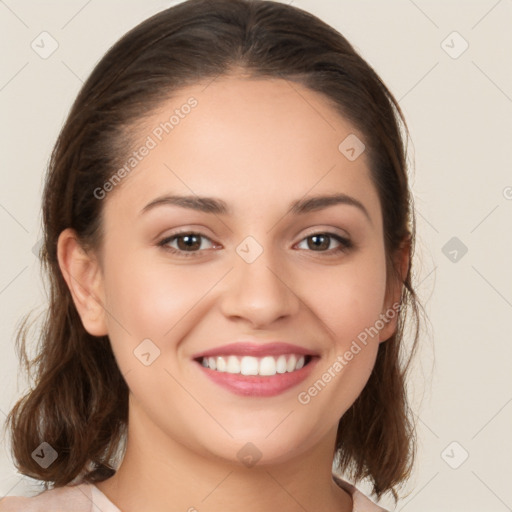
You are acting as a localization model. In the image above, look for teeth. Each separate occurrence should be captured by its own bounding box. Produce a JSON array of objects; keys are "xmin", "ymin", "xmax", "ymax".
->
[
  {"xmin": 259, "ymin": 356, "xmax": 276, "ymax": 376},
  {"xmin": 276, "ymin": 355, "xmax": 287, "ymax": 374},
  {"xmin": 227, "ymin": 355, "xmax": 239, "ymax": 373},
  {"xmin": 286, "ymin": 354, "xmax": 297, "ymax": 372},
  {"xmin": 200, "ymin": 354, "xmax": 309, "ymax": 375},
  {"xmin": 216, "ymin": 356, "xmax": 227, "ymax": 372},
  {"xmin": 240, "ymin": 356, "xmax": 259, "ymax": 375}
]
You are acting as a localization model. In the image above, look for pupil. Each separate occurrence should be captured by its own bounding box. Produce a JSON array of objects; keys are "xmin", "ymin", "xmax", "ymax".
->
[
  {"xmin": 310, "ymin": 234, "xmax": 328, "ymax": 251},
  {"xmin": 179, "ymin": 235, "xmax": 200, "ymax": 250}
]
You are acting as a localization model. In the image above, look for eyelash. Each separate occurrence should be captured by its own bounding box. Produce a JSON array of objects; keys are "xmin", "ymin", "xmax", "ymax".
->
[{"xmin": 157, "ymin": 230, "xmax": 353, "ymax": 258}]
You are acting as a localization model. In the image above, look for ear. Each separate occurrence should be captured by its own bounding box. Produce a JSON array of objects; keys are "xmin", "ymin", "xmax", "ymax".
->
[
  {"xmin": 57, "ymin": 228, "xmax": 108, "ymax": 337},
  {"xmin": 378, "ymin": 235, "xmax": 411, "ymax": 343}
]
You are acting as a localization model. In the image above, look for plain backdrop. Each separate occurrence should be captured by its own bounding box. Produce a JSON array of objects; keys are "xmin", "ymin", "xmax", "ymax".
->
[{"xmin": 1, "ymin": 1, "xmax": 511, "ymax": 511}]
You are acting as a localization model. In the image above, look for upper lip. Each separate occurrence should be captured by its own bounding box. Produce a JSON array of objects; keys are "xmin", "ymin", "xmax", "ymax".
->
[{"xmin": 192, "ymin": 342, "xmax": 318, "ymax": 359}]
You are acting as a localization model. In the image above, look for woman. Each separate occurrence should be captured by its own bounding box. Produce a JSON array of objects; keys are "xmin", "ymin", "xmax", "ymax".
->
[{"xmin": 1, "ymin": 0, "xmax": 422, "ymax": 510}]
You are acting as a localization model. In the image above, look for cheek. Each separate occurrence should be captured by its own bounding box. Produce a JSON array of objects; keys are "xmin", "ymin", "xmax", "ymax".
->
[
  {"xmin": 298, "ymin": 246, "xmax": 387, "ymax": 410},
  {"xmin": 312, "ymin": 249, "xmax": 387, "ymax": 347},
  {"xmin": 99, "ymin": 255, "xmax": 214, "ymax": 399},
  {"xmin": 104, "ymin": 252, "xmax": 215, "ymax": 337}
]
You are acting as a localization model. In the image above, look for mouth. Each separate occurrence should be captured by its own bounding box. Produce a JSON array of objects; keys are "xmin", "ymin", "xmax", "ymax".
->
[
  {"xmin": 192, "ymin": 342, "xmax": 319, "ymax": 397},
  {"xmin": 195, "ymin": 354, "xmax": 313, "ymax": 376}
]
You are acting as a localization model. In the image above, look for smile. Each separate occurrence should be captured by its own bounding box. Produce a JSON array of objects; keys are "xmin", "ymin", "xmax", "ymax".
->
[
  {"xmin": 199, "ymin": 354, "xmax": 311, "ymax": 376},
  {"xmin": 192, "ymin": 341, "xmax": 319, "ymax": 397}
]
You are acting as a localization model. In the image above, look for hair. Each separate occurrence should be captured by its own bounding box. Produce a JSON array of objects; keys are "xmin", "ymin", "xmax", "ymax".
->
[{"xmin": 4, "ymin": 0, "xmax": 423, "ymax": 502}]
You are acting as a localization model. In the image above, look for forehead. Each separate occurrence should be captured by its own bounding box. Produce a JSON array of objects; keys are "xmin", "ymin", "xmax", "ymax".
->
[{"xmin": 104, "ymin": 76, "xmax": 381, "ymax": 226}]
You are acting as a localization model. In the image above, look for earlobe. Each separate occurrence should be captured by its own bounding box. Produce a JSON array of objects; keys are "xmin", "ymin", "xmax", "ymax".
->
[
  {"xmin": 379, "ymin": 236, "xmax": 411, "ymax": 343},
  {"xmin": 57, "ymin": 228, "xmax": 108, "ymax": 337}
]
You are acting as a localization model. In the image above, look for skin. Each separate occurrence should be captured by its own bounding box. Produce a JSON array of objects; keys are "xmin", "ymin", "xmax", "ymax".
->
[{"xmin": 58, "ymin": 75, "xmax": 408, "ymax": 512}]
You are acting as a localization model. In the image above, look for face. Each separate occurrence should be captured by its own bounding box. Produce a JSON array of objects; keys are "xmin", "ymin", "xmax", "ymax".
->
[{"xmin": 81, "ymin": 76, "xmax": 400, "ymax": 466}]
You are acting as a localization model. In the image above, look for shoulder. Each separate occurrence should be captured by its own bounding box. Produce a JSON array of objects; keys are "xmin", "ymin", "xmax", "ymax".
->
[
  {"xmin": 0, "ymin": 482, "xmax": 93, "ymax": 512},
  {"xmin": 333, "ymin": 474, "xmax": 389, "ymax": 512}
]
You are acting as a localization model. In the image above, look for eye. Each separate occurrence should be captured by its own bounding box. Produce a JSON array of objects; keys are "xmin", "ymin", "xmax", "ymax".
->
[
  {"xmin": 296, "ymin": 232, "xmax": 353, "ymax": 255},
  {"xmin": 157, "ymin": 230, "xmax": 353, "ymax": 258},
  {"xmin": 157, "ymin": 231, "xmax": 216, "ymax": 257}
]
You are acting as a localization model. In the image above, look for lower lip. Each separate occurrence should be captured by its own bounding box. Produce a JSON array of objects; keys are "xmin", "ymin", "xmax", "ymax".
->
[{"xmin": 195, "ymin": 358, "xmax": 317, "ymax": 397}]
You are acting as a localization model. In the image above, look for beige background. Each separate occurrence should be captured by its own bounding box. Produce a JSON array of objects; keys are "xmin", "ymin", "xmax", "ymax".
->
[{"xmin": 1, "ymin": 1, "xmax": 511, "ymax": 510}]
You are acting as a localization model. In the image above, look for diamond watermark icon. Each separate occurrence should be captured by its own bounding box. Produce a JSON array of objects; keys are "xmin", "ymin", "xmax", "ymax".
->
[
  {"xmin": 442, "ymin": 236, "xmax": 468, "ymax": 263},
  {"xmin": 236, "ymin": 236, "xmax": 263, "ymax": 264},
  {"xmin": 338, "ymin": 134, "xmax": 366, "ymax": 161},
  {"xmin": 237, "ymin": 442, "xmax": 262, "ymax": 468},
  {"xmin": 31, "ymin": 238, "xmax": 43, "ymax": 259},
  {"xmin": 31, "ymin": 442, "xmax": 58, "ymax": 469},
  {"xmin": 441, "ymin": 441, "xmax": 469, "ymax": 469},
  {"xmin": 441, "ymin": 31, "xmax": 469, "ymax": 59},
  {"xmin": 133, "ymin": 338, "xmax": 161, "ymax": 366},
  {"xmin": 31, "ymin": 31, "xmax": 59, "ymax": 59}
]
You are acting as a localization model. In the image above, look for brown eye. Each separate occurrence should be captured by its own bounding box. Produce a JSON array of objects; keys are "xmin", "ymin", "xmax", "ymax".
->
[
  {"xmin": 297, "ymin": 232, "xmax": 353, "ymax": 255},
  {"xmin": 158, "ymin": 232, "xmax": 216, "ymax": 257},
  {"xmin": 175, "ymin": 234, "xmax": 202, "ymax": 251}
]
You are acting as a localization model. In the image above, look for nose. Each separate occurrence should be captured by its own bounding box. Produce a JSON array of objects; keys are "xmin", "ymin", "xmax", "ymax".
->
[{"xmin": 219, "ymin": 243, "xmax": 301, "ymax": 329}]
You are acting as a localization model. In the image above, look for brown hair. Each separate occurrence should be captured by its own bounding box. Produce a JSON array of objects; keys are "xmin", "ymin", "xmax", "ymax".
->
[{"xmin": 4, "ymin": 0, "xmax": 423, "ymax": 501}]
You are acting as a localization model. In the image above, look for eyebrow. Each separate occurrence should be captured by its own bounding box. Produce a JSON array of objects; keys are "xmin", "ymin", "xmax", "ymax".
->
[{"xmin": 141, "ymin": 193, "xmax": 371, "ymax": 223}]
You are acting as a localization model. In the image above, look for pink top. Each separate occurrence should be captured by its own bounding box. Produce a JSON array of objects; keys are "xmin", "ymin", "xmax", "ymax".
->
[{"xmin": 0, "ymin": 476, "xmax": 387, "ymax": 511}]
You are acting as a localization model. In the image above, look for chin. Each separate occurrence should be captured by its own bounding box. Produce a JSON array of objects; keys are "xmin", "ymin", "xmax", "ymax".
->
[{"xmin": 194, "ymin": 427, "xmax": 321, "ymax": 469}]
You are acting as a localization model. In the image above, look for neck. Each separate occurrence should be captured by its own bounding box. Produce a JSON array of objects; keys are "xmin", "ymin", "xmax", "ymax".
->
[{"xmin": 95, "ymin": 395, "xmax": 353, "ymax": 512}]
